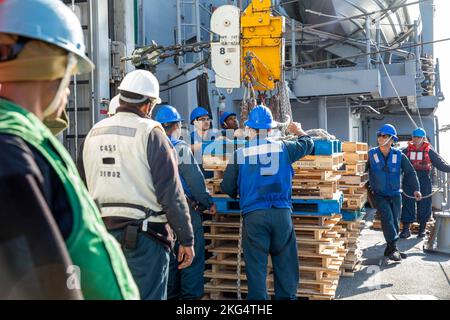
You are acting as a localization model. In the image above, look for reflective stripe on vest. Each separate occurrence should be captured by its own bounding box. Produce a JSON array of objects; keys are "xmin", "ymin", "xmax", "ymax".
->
[
  {"xmin": 237, "ymin": 139, "xmax": 294, "ymax": 214},
  {"xmin": 407, "ymin": 142, "xmax": 432, "ymax": 172},
  {"xmin": 368, "ymin": 147, "xmax": 402, "ymax": 196},
  {"xmin": 0, "ymin": 99, "xmax": 140, "ymax": 300},
  {"xmin": 83, "ymin": 112, "xmax": 167, "ymax": 223}
]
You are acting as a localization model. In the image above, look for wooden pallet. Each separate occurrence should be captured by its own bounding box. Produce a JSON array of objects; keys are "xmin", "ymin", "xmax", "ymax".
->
[
  {"xmin": 343, "ymin": 151, "xmax": 369, "ymax": 164},
  {"xmin": 343, "ymin": 193, "xmax": 368, "ymax": 211},
  {"xmin": 372, "ymin": 219, "xmax": 382, "ymax": 230},
  {"xmin": 293, "ymin": 170, "xmax": 336, "ymax": 181},
  {"xmin": 204, "ymin": 280, "xmax": 337, "ymax": 300},
  {"xmin": 203, "ymin": 155, "xmax": 229, "ymax": 171},
  {"xmin": 339, "ymin": 162, "xmax": 367, "ymax": 175},
  {"xmin": 292, "ymin": 180, "xmax": 339, "ymax": 199},
  {"xmin": 203, "ymin": 212, "xmax": 347, "ymax": 300},
  {"xmin": 399, "ymin": 221, "xmax": 435, "ymax": 234},
  {"xmin": 340, "ymin": 182, "xmax": 368, "ymax": 195},
  {"xmin": 336, "ymin": 219, "xmax": 364, "ymax": 276},
  {"xmin": 342, "ymin": 142, "xmax": 369, "ymax": 153},
  {"xmin": 294, "ymin": 153, "xmax": 344, "ymax": 171},
  {"xmin": 340, "ymin": 173, "xmax": 368, "ymax": 185}
]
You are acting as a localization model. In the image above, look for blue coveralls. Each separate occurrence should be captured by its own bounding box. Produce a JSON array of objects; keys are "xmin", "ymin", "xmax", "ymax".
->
[
  {"xmin": 167, "ymin": 138, "xmax": 214, "ymax": 300},
  {"xmin": 109, "ymin": 229, "xmax": 169, "ymax": 300},
  {"xmin": 402, "ymin": 148, "xmax": 450, "ymax": 225},
  {"xmin": 221, "ymin": 135, "xmax": 314, "ymax": 300},
  {"xmin": 368, "ymin": 148, "xmax": 419, "ymax": 243}
]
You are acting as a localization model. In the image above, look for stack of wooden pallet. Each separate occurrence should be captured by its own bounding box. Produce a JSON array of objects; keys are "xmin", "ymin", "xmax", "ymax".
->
[
  {"xmin": 335, "ymin": 217, "xmax": 365, "ymax": 277},
  {"xmin": 372, "ymin": 214, "xmax": 383, "ymax": 230},
  {"xmin": 292, "ymin": 149, "xmax": 344, "ymax": 201},
  {"xmin": 338, "ymin": 142, "xmax": 369, "ymax": 212},
  {"xmin": 400, "ymin": 220, "xmax": 436, "ymax": 235},
  {"xmin": 202, "ymin": 144, "xmax": 351, "ymax": 300},
  {"xmin": 203, "ymin": 154, "xmax": 229, "ymax": 197},
  {"xmin": 202, "ymin": 212, "xmax": 347, "ymax": 300}
]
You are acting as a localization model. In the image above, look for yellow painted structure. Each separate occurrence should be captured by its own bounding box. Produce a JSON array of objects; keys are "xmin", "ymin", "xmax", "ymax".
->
[{"xmin": 241, "ymin": 0, "xmax": 285, "ymax": 91}]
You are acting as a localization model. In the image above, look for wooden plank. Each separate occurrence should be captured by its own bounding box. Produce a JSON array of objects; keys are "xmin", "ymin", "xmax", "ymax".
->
[
  {"xmin": 337, "ymin": 162, "xmax": 367, "ymax": 175},
  {"xmin": 343, "ymin": 193, "xmax": 368, "ymax": 210},
  {"xmin": 342, "ymin": 142, "xmax": 369, "ymax": 152},
  {"xmin": 294, "ymin": 153, "xmax": 344, "ymax": 171},
  {"xmin": 340, "ymin": 173, "xmax": 368, "ymax": 185},
  {"xmin": 293, "ymin": 170, "xmax": 335, "ymax": 180},
  {"xmin": 204, "ymin": 281, "xmax": 337, "ymax": 299},
  {"xmin": 343, "ymin": 151, "xmax": 368, "ymax": 164}
]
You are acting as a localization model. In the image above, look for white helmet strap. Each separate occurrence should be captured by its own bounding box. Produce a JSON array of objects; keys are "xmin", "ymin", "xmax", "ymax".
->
[
  {"xmin": 380, "ymin": 136, "xmax": 393, "ymax": 147},
  {"xmin": 43, "ymin": 53, "xmax": 77, "ymax": 118},
  {"xmin": 118, "ymin": 93, "xmax": 150, "ymax": 104}
]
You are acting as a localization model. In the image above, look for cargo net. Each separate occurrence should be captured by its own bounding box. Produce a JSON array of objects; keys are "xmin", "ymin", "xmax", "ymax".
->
[
  {"xmin": 269, "ymin": 81, "xmax": 293, "ymax": 125},
  {"xmin": 239, "ymin": 81, "xmax": 295, "ymax": 136},
  {"xmin": 239, "ymin": 82, "xmax": 258, "ymax": 128},
  {"xmin": 239, "ymin": 80, "xmax": 338, "ymax": 141}
]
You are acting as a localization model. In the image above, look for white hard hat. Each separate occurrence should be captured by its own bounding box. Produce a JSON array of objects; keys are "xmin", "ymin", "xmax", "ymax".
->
[
  {"xmin": 118, "ymin": 69, "xmax": 161, "ymax": 104},
  {"xmin": 108, "ymin": 95, "xmax": 120, "ymax": 116}
]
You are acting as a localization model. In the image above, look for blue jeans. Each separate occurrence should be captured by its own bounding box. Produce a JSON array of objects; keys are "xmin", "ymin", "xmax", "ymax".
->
[
  {"xmin": 242, "ymin": 208, "xmax": 299, "ymax": 300},
  {"xmin": 167, "ymin": 210, "xmax": 205, "ymax": 300},
  {"xmin": 402, "ymin": 172, "xmax": 432, "ymax": 224},
  {"xmin": 109, "ymin": 229, "xmax": 170, "ymax": 300},
  {"xmin": 373, "ymin": 194, "xmax": 402, "ymax": 243}
]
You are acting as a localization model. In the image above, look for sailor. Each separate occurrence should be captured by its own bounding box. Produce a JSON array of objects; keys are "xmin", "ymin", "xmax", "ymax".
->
[
  {"xmin": 190, "ymin": 107, "xmax": 218, "ymax": 179},
  {"xmin": 0, "ymin": 0, "xmax": 139, "ymax": 300},
  {"xmin": 220, "ymin": 111, "xmax": 239, "ymax": 138},
  {"xmin": 221, "ymin": 105, "xmax": 314, "ymax": 300},
  {"xmin": 400, "ymin": 128, "xmax": 450, "ymax": 238},
  {"xmin": 82, "ymin": 70, "xmax": 195, "ymax": 300},
  {"xmin": 155, "ymin": 104, "xmax": 217, "ymax": 300},
  {"xmin": 368, "ymin": 124, "xmax": 422, "ymax": 262}
]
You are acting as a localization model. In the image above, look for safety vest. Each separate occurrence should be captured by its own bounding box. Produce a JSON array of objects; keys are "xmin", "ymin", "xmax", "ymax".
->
[
  {"xmin": 0, "ymin": 99, "xmax": 139, "ymax": 300},
  {"xmin": 237, "ymin": 138, "xmax": 294, "ymax": 215},
  {"xmin": 368, "ymin": 147, "xmax": 402, "ymax": 197},
  {"xmin": 171, "ymin": 137, "xmax": 193, "ymax": 199},
  {"xmin": 406, "ymin": 141, "xmax": 432, "ymax": 172},
  {"xmin": 83, "ymin": 112, "xmax": 167, "ymax": 223}
]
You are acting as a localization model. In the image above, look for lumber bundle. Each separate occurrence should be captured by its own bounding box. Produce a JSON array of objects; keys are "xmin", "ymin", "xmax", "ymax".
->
[
  {"xmin": 201, "ymin": 139, "xmax": 370, "ymax": 300},
  {"xmin": 203, "ymin": 213, "xmax": 347, "ymax": 300},
  {"xmin": 337, "ymin": 142, "xmax": 369, "ymax": 211}
]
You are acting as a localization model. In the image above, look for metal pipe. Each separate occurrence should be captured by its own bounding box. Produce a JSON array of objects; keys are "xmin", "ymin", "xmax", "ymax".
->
[
  {"xmin": 415, "ymin": 20, "xmax": 424, "ymax": 94},
  {"xmin": 138, "ymin": 0, "xmax": 145, "ymax": 47},
  {"xmin": 435, "ymin": 58, "xmax": 444, "ymax": 100},
  {"xmin": 176, "ymin": 0, "xmax": 183, "ymax": 66},
  {"xmin": 89, "ymin": 0, "xmax": 96, "ymax": 126},
  {"xmin": 300, "ymin": 27, "xmax": 411, "ymax": 58},
  {"xmin": 195, "ymin": 0, "xmax": 203, "ymax": 62},
  {"xmin": 366, "ymin": 17, "xmax": 371, "ymax": 70},
  {"xmin": 297, "ymin": 0, "xmax": 432, "ymax": 32},
  {"xmin": 376, "ymin": 18, "xmax": 381, "ymax": 66},
  {"xmin": 291, "ymin": 18, "xmax": 296, "ymax": 79},
  {"xmin": 318, "ymin": 97, "xmax": 328, "ymax": 131}
]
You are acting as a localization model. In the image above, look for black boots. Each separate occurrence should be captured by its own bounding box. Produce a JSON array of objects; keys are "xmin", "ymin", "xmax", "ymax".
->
[
  {"xmin": 384, "ymin": 241, "xmax": 405, "ymax": 262},
  {"xmin": 399, "ymin": 223, "xmax": 411, "ymax": 239},
  {"xmin": 417, "ymin": 222, "xmax": 427, "ymax": 238}
]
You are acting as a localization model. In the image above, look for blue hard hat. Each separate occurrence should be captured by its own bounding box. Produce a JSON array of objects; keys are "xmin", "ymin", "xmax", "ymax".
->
[
  {"xmin": 155, "ymin": 105, "xmax": 184, "ymax": 124},
  {"xmin": 377, "ymin": 124, "xmax": 399, "ymax": 142},
  {"xmin": 0, "ymin": 0, "xmax": 94, "ymax": 74},
  {"xmin": 220, "ymin": 111, "xmax": 237, "ymax": 126},
  {"xmin": 190, "ymin": 107, "xmax": 210, "ymax": 124},
  {"xmin": 244, "ymin": 105, "xmax": 276, "ymax": 130},
  {"xmin": 412, "ymin": 127, "xmax": 427, "ymax": 138}
]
